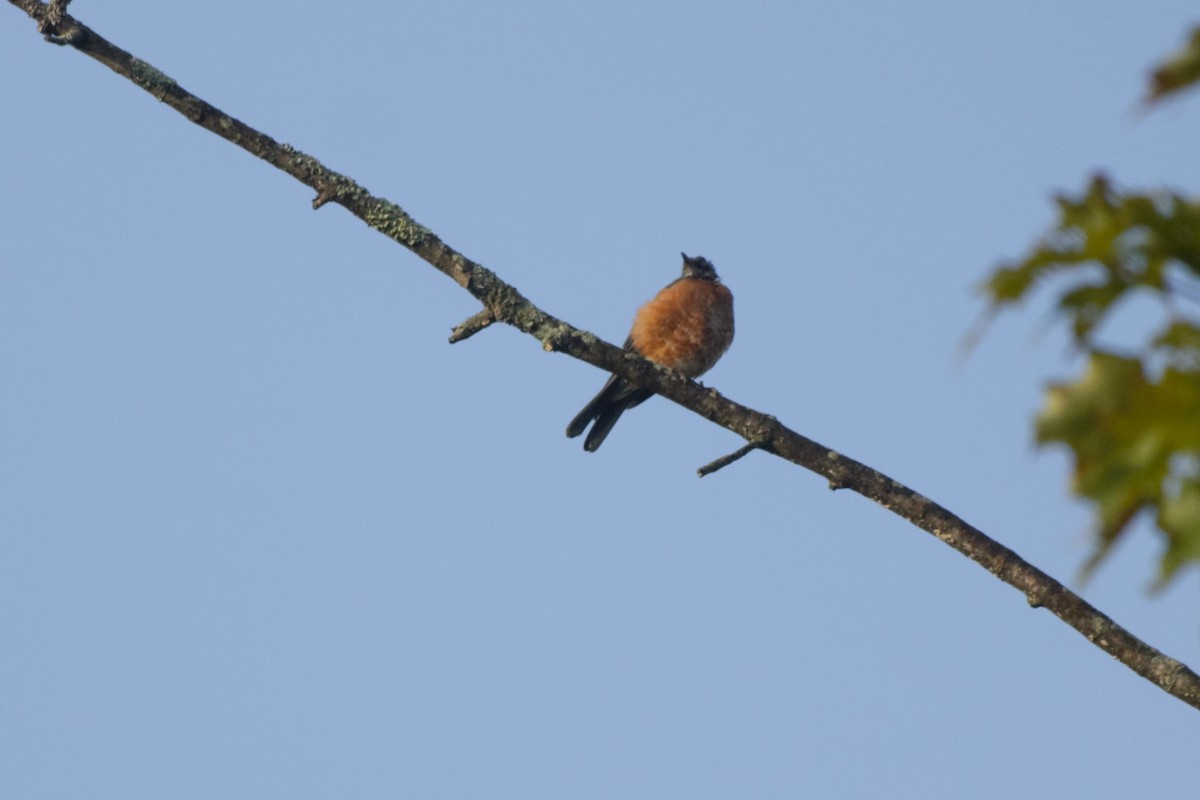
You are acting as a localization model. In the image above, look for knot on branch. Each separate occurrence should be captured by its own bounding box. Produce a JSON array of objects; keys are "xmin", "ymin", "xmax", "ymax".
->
[{"xmin": 39, "ymin": 0, "xmax": 84, "ymax": 45}]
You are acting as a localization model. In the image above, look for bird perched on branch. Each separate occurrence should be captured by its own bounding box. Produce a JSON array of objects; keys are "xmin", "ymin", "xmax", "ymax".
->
[{"xmin": 566, "ymin": 253, "xmax": 734, "ymax": 451}]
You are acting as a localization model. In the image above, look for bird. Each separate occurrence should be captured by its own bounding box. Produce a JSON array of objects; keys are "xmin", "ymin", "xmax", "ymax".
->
[{"xmin": 566, "ymin": 252, "xmax": 734, "ymax": 452}]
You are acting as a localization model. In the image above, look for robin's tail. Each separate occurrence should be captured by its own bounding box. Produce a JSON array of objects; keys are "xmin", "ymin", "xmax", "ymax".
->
[
  {"xmin": 579, "ymin": 401, "xmax": 631, "ymax": 452},
  {"xmin": 566, "ymin": 375, "xmax": 652, "ymax": 451}
]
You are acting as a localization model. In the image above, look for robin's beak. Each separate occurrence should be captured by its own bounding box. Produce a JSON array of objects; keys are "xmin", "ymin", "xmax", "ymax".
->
[{"xmin": 680, "ymin": 252, "xmax": 690, "ymax": 262}]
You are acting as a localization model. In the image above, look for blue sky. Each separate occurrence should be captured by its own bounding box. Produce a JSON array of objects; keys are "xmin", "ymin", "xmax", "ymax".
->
[{"xmin": 2, "ymin": 1, "xmax": 1198, "ymax": 797}]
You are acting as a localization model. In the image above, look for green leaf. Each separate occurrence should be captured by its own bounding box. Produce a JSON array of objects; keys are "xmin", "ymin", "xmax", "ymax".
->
[
  {"xmin": 1148, "ymin": 27, "xmax": 1200, "ymax": 103},
  {"xmin": 982, "ymin": 176, "xmax": 1200, "ymax": 347},
  {"xmin": 1153, "ymin": 321, "xmax": 1200, "ymax": 370},
  {"xmin": 1157, "ymin": 473, "xmax": 1200, "ymax": 586},
  {"xmin": 1057, "ymin": 282, "xmax": 1126, "ymax": 342},
  {"xmin": 1036, "ymin": 353, "xmax": 1200, "ymax": 584}
]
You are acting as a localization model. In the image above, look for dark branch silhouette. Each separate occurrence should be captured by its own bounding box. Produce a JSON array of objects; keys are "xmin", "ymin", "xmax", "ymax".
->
[{"xmin": 9, "ymin": 0, "xmax": 1200, "ymax": 710}]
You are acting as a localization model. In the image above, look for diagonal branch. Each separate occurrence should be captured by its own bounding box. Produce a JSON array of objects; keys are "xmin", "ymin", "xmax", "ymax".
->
[{"xmin": 8, "ymin": 0, "xmax": 1200, "ymax": 710}]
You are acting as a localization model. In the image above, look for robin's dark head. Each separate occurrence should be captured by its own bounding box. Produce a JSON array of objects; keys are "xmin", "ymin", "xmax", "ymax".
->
[{"xmin": 680, "ymin": 252, "xmax": 719, "ymax": 281}]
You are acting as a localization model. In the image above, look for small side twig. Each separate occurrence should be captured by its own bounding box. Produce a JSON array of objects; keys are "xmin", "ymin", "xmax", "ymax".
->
[
  {"xmin": 312, "ymin": 188, "xmax": 336, "ymax": 210},
  {"xmin": 449, "ymin": 308, "xmax": 496, "ymax": 343},
  {"xmin": 698, "ymin": 441, "xmax": 764, "ymax": 477}
]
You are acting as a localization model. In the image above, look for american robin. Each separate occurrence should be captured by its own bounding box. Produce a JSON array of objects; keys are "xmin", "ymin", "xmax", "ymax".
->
[{"xmin": 566, "ymin": 253, "xmax": 734, "ymax": 451}]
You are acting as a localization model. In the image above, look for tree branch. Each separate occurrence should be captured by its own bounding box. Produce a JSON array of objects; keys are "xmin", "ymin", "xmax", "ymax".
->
[{"xmin": 8, "ymin": 0, "xmax": 1199, "ymax": 710}]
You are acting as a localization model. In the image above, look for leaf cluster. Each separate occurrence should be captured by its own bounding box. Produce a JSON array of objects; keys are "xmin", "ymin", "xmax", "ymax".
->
[{"xmin": 983, "ymin": 97, "xmax": 1200, "ymax": 585}]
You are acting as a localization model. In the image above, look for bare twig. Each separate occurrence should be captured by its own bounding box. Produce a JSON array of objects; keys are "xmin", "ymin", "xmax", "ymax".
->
[
  {"xmin": 698, "ymin": 441, "xmax": 765, "ymax": 477},
  {"xmin": 449, "ymin": 309, "xmax": 496, "ymax": 344},
  {"xmin": 7, "ymin": 0, "xmax": 1200, "ymax": 711}
]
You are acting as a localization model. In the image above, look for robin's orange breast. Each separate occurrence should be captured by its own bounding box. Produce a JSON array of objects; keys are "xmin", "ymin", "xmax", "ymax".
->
[{"xmin": 629, "ymin": 277, "xmax": 734, "ymax": 378}]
